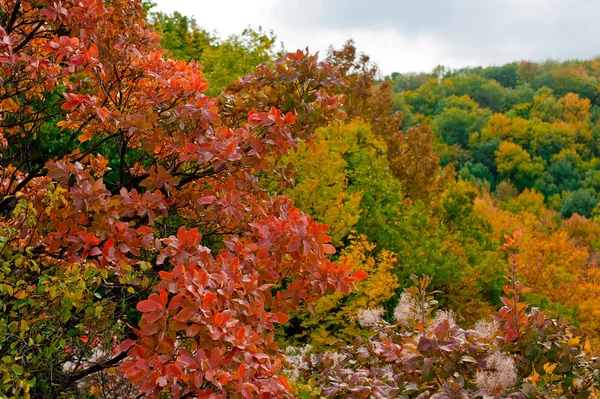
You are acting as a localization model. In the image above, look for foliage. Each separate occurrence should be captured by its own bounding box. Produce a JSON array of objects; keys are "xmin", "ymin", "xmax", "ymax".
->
[
  {"xmin": 495, "ymin": 141, "xmax": 544, "ymax": 191},
  {"xmin": 387, "ymin": 122, "xmax": 454, "ymax": 204},
  {"xmin": 148, "ymin": 8, "xmax": 280, "ymax": 96},
  {"xmin": 561, "ymin": 188, "xmax": 599, "ymax": 218},
  {"xmin": 0, "ymin": 1, "xmax": 366, "ymax": 397},
  {"xmin": 286, "ymin": 234, "xmax": 399, "ymax": 350},
  {"xmin": 288, "ymin": 232, "xmax": 600, "ymax": 399},
  {"xmin": 4, "ymin": 2, "xmax": 600, "ymax": 398},
  {"xmin": 282, "ymin": 122, "xmax": 362, "ymax": 245}
]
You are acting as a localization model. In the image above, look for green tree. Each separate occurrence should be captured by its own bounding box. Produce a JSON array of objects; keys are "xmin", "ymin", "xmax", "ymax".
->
[
  {"xmin": 561, "ymin": 188, "xmax": 598, "ymax": 218},
  {"xmin": 282, "ymin": 122, "xmax": 363, "ymax": 245},
  {"xmin": 147, "ymin": 10, "xmax": 212, "ymax": 61},
  {"xmin": 433, "ymin": 97, "xmax": 490, "ymax": 147},
  {"xmin": 483, "ymin": 62, "xmax": 519, "ymax": 88},
  {"xmin": 147, "ymin": 8, "xmax": 280, "ymax": 96},
  {"xmin": 495, "ymin": 141, "xmax": 544, "ymax": 191}
]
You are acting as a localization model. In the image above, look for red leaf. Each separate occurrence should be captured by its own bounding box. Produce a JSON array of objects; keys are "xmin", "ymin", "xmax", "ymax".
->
[
  {"xmin": 177, "ymin": 348, "xmax": 198, "ymax": 368},
  {"xmin": 159, "ymin": 270, "xmax": 171, "ymax": 280},
  {"xmin": 167, "ymin": 295, "xmax": 183, "ymax": 311},
  {"xmin": 127, "ymin": 368, "xmax": 146, "ymax": 383},
  {"xmin": 323, "ymin": 244, "xmax": 336, "ymax": 254},
  {"xmin": 352, "ymin": 270, "xmax": 368, "ymax": 281},
  {"xmin": 137, "ymin": 300, "xmax": 162, "ymax": 312},
  {"xmin": 278, "ymin": 375, "xmax": 290, "ymax": 390},
  {"xmin": 177, "ymin": 226, "xmax": 187, "ymax": 243},
  {"xmin": 505, "ymin": 329, "xmax": 519, "ymax": 341},
  {"xmin": 186, "ymin": 228, "xmax": 200, "ymax": 245},
  {"xmin": 96, "ymin": 107, "xmax": 110, "ymax": 122},
  {"xmin": 146, "ymin": 310, "xmax": 163, "ymax": 324},
  {"xmin": 274, "ymin": 312, "xmax": 289, "ymax": 324},
  {"xmin": 203, "ymin": 292, "xmax": 216, "ymax": 308},
  {"xmin": 209, "ymin": 347, "xmax": 221, "ymax": 369},
  {"xmin": 237, "ymin": 363, "xmax": 247, "ymax": 379},
  {"xmin": 159, "ymin": 289, "xmax": 168, "ymax": 305},
  {"xmin": 119, "ymin": 339, "xmax": 135, "ymax": 353},
  {"xmin": 173, "ymin": 307, "xmax": 196, "ymax": 323},
  {"xmin": 103, "ymin": 238, "xmax": 115, "ymax": 251},
  {"xmin": 140, "ymin": 323, "xmax": 161, "ymax": 336},
  {"xmin": 61, "ymin": 93, "xmax": 83, "ymax": 111}
]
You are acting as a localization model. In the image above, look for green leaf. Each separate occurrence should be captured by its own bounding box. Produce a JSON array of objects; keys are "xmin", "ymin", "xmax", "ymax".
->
[
  {"xmin": 11, "ymin": 364, "xmax": 23, "ymax": 375},
  {"xmin": 62, "ymin": 309, "xmax": 71, "ymax": 322},
  {"xmin": 459, "ymin": 355, "xmax": 478, "ymax": 364}
]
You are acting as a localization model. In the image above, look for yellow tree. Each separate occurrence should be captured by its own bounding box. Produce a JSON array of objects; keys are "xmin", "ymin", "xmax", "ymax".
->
[
  {"xmin": 495, "ymin": 141, "xmax": 544, "ymax": 190},
  {"xmin": 290, "ymin": 235, "xmax": 399, "ymax": 350},
  {"xmin": 283, "ymin": 122, "xmax": 363, "ymax": 245},
  {"xmin": 560, "ymin": 92, "xmax": 591, "ymax": 123}
]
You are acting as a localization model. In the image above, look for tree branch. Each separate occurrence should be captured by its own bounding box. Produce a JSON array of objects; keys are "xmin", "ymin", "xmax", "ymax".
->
[{"xmin": 56, "ymin": 351, "xmax": 128, "ymax": 395}]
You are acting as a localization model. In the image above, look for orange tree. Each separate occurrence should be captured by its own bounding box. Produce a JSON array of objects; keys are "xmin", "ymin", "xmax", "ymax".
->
[{"xmin": 0, "ymin": 1, "xmax": 366, "ymax": 397}]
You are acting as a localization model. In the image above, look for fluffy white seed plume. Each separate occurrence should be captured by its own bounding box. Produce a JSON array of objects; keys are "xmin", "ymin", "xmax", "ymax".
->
[
  {"xmin": 393, "ymin": 292, "xmax": 425, "ymax": 324},
  {"xmin": 476, "ymin": 351, "xmax": 518, "ymax": 395},
  {"xmin": 357, "ymin": 307, "xmax": 384, "ymax": 328},
  {"xmin": 283, "ymin": 345, "xmax": 313, "ymax": 382},
  {"xmin": 473, "ymin": 319, "xmax": 499, "ymax": 339},
  {"xmin": 429, "ymin": 309, "xmax": 456, "ymax": 331}
]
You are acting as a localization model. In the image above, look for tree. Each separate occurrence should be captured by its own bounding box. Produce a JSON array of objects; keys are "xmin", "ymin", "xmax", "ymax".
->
[
  {"xmin": 433, "ymin": 98, "xmax": 490, "ymax": 147},
  {"xmin": 326, "ymin": 40, "xmax": 402, "ymax": 142},
  {"xmin": 389, "ymin": 71, "xmax": 434, "ymax": 92},
  {"xmin": 561, "ymin": 188, "xmax": 599, "ymax": 218},
  {"xmin": 147, "ymin": 9, "xmax": 212, "ymax": 62},
  {"xmin": 560, "ymin": 92, "xmax": 591, "ymax": 123},
  {"xmin": 483, "ymin": 62, "xmax": 519, "ymax": 88},
  {"xmin": 289, "ymin": 232, "xmax": 600, "ymax": 398},
  {"xmin": 530, "ymin": 88, "xmax": 563, "ymax": 123},
  {"xmin": 0, "ymin": 1, "xmax": 365, "ymax": 397},
  {"xmin": 326, "ymin": 39, "xmax": 377, "ymax": 121},
  {"xmin": 387, "ymin": 122, "xmax": 453, "ymax": 204},
  {"xmin": 147, "ymin": 8, "xmax": 281, "ymax": 97},
  {"xmin": 286, "ymin": 235, "xmax": 399, "ymax": 350},
  {"xmin": 517, "ymin": 60, "xmax": 540, "ymax": 85},
  {"xmin": 282, "ymin": 122, "xmax": 363, "ymax": 245},
  {"xmin": 547, "ymin": 152, "xmax": 582, "ymax": 192},
  {"xmin": 495, "ymin": 141, "xmax": 544, "ymax": 191}
]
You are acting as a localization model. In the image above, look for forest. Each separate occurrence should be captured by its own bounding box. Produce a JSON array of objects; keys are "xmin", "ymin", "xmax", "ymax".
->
[{"xmin": 1, "ymin": 0, "xmax": 600, "ymax": 397}]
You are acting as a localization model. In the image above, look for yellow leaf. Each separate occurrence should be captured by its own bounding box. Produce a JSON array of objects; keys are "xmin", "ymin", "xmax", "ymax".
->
[{"xmin": 544, "ymin": 363, "xmax": 557, "ymax": 374}]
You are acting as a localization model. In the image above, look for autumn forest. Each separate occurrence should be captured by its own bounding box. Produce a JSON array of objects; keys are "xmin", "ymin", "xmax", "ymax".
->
[{"xmin": 2, "ymin": 0, "xmax": 600, "ymax": 398}]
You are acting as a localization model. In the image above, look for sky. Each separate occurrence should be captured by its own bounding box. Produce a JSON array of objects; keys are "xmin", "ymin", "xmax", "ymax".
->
[{"xmin": 152, "ymin": 0, "xmax": 600, "ymax": 76}]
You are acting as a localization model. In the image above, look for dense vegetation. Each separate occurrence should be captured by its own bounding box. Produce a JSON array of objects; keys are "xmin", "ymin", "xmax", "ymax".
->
[{"xmin": 1, "ymin": 1, "xmax": 600, "ymax": 398}]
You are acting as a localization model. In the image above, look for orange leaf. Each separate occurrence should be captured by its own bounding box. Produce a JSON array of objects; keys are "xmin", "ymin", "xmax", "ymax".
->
[
  {"xmin": 140, "ymin": 323, "xmax": 161, "ymax": 336},
  {"xmin": 274, "ymin": 312, "xmax": 289, "ymax": 324},
  {"xmin": 137, "ymin": 299, "xmax": 162, "ymax": 312},
  {"xmin": 203, "ymin": 292, "xmax": 216, "ymax": 308},
  {"xmin": 237, "ymin": 363, "xmax": 247, "ymax": 378},
  {"xmin": 96, "ymin": 107, "xmax": 110, "ymax": 122},
  {"xmin": 159, "ymin": 289, "xmax": 168, "ymax": 305},
  {"xmin": 352, "ymin": 270, "xmax": 368, "ymax": 281},
  {"xmin": 173, "ymin": 307, "xmax": 196, "ymax": 323},
  {"xmin": 323, "ymin": 244, "xmax": 336, "ymax": 254}
]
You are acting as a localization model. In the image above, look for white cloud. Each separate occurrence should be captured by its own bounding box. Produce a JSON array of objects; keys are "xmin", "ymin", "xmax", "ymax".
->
[{"xmin": 152, "ymin": 0, "xmax": 600, "ymax": 75}]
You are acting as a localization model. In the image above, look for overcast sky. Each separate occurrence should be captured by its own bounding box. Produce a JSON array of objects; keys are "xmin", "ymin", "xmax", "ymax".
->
[{"xmin": 153, "ymin": 0, "xmax": 600, "ymax": 76}]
